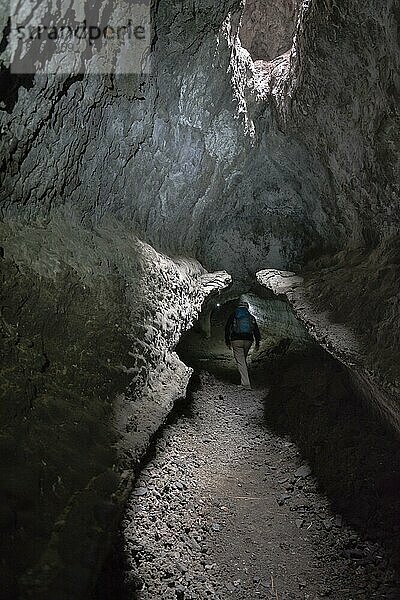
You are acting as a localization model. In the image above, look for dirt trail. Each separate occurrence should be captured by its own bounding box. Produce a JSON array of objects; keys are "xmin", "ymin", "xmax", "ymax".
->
[{"xmin": 122, "ymin": 373, "xmax": 398, "ymax": 600}]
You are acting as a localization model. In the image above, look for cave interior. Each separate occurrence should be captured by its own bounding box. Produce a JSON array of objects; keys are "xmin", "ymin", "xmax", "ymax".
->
[{"xmin": 1, "ymin": 0, "xmax": 400, "ymax": 597}]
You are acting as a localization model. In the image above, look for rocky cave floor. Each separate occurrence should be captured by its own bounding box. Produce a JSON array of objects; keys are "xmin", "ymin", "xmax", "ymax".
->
[{"xmin": 110, "ymin": 371, "xmax": 400, "ymax": 600}]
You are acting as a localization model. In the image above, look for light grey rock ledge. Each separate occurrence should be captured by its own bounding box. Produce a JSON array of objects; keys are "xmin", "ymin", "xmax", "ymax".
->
[{"xmin": 257, "ymin": 268, "xmax": 400, "ymax": 434}]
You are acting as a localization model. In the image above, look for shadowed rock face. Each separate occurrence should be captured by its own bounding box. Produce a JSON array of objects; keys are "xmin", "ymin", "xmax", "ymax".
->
[
  {"xmin": 0, "ymin": 0, "xmax": 400, "ymax": 596},
  {"xmin": 0, "ymin": 219, "xmax": 230, "ymax": 598}
]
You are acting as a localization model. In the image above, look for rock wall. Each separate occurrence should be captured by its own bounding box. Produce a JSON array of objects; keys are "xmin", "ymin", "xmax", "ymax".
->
[
  {"xmin": 0, "ymin": 0, "xmax": 337, "ymax": 284},
  {"xmin": 284, "ymin": 0, "xmax": 400, "ymax": 243},
  {"xmin": 0, "ymin": 217, "xmax": 229, "ymax": 598},
  {"xmin": 241, "ymin": 292, "xmax": 310, "ymax": 345},
  {"xmin": 252, "ymin": 0, "xmax": 400, "ymax": 431},
  {"xmin": 257, "ymin": 268, "xmax": 400, "ymax": 433},
  {"xmin": 1, "ymin": 1, "xmax": 399, "ymax": 275},
  {"xmin": 1, "ymin": 0, "xmax": 400, "ymax": 594}
]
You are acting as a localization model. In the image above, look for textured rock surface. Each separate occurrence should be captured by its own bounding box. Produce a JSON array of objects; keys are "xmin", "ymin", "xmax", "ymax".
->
[
  {"xmin": 1, "ymin": 0, "xmax": 400, "ymax": 595},
  {"xmin": 1, "ymin": 1, "xmax": 399, "ymax": 269},
  {"xmin": 0, "ymin": 218, "xmax": 229, "ymax": 598},
  {"xmin": 0, "ymin": 0, "xmax": 337, "ymax": 283},
  {"xmin": 257, "ymin": 267, "xmax": 400, "ymax": 432}
]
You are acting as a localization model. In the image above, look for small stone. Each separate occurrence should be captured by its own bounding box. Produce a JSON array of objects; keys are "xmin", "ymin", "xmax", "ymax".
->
[
  {"xmin": 133, "ymin": 487, "xmax": 148, "ymax": 496},
  {"xmin": 295, "ymin": 465, "xmax": 312, "ymax": 478},
  {"xmin": 277, "ymin": 493, "xmax": 291, "ymax": 505},
  {"xmin": 176, "ymin": 587, "xmax": 185, "ymax": 599},
  {"xmin": 296, "ymin": 519, "xmax": 304, "ymax": 529}
]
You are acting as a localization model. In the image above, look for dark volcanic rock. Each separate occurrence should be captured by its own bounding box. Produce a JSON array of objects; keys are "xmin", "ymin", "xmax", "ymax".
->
[{"xmin": 0, "ymin": 0, "xmax": 400, "ymax": 597}]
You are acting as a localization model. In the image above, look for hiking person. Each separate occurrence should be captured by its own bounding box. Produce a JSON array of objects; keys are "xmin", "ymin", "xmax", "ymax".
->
[{"xmin": 225, "ymin": 301, "xmax": 261, "ymax": 390}]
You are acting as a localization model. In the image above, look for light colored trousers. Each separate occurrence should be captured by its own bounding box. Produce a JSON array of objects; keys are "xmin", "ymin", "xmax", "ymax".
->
[{"xmin": 231, "ymin": 339, "xmax": 252, "ymax": 388}]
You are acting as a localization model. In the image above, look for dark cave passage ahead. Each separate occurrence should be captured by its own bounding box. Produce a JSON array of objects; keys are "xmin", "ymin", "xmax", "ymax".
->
[
  {"xmin": 95, "ymin": 288, "xmax": 400, "ymax": 598},
  {"xmin": 174, "ymin": 293, "xmax": 400, "ymax": 591},
  {"xmin": 176, "ymin": 288, "xmax": 311, "ymax": 385}
]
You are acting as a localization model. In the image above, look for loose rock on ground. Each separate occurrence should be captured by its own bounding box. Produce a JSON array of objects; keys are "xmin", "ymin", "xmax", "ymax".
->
[{"xmin": 123, "ymin": 373, "xmax": 398, "ymax": 599}]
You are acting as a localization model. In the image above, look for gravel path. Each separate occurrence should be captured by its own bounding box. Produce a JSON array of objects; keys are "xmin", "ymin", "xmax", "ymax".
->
[{"xmin": 122, "ymin": 373, "xmax": 398, "ymax": 599}]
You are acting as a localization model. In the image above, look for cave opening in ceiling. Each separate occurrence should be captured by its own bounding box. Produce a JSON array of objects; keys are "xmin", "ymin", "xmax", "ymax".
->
[{"xmin": 239, "ymin": 0, "xmax": 301, "ymax": 62}]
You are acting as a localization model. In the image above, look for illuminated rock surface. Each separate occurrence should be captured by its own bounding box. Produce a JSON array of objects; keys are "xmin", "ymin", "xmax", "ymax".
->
[{"xmin": 0, "ymin": 0, "xmax": 399, "ymax": 597}]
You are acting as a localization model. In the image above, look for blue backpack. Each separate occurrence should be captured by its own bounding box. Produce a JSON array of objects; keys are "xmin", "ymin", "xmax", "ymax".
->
[{"xmin": 232, "ymin": 307, "xmax": 253, "ymax": 335}]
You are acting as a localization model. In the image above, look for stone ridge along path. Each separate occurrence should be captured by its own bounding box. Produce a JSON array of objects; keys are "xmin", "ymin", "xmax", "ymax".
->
[{"xmin": 122, "ymin": 373, "xmax": 398, "ymax": 599}]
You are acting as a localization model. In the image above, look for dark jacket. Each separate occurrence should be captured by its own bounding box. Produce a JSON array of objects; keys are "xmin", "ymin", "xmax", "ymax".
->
[{"xmin": 225, "ymin": 310, "xmax": 261, "ymax": 346}]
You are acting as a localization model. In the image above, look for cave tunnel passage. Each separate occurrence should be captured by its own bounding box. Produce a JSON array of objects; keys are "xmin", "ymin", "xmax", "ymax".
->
[
  {"xmin": 96, "ymin": 291, "xmax": 400, "ymax": 599},
  {"xmin": 239, "ymin": 0, "xmax": 301, "ymax": 62},
  {"xmin": 176, "ymin": 288, "xmax": 311, "ymax": 386}
]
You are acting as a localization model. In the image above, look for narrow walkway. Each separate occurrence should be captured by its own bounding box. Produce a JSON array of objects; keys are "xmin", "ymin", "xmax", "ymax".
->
[{"xmin": 122, "ymin": 373, "xmax": 397, "ymax": 599}]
